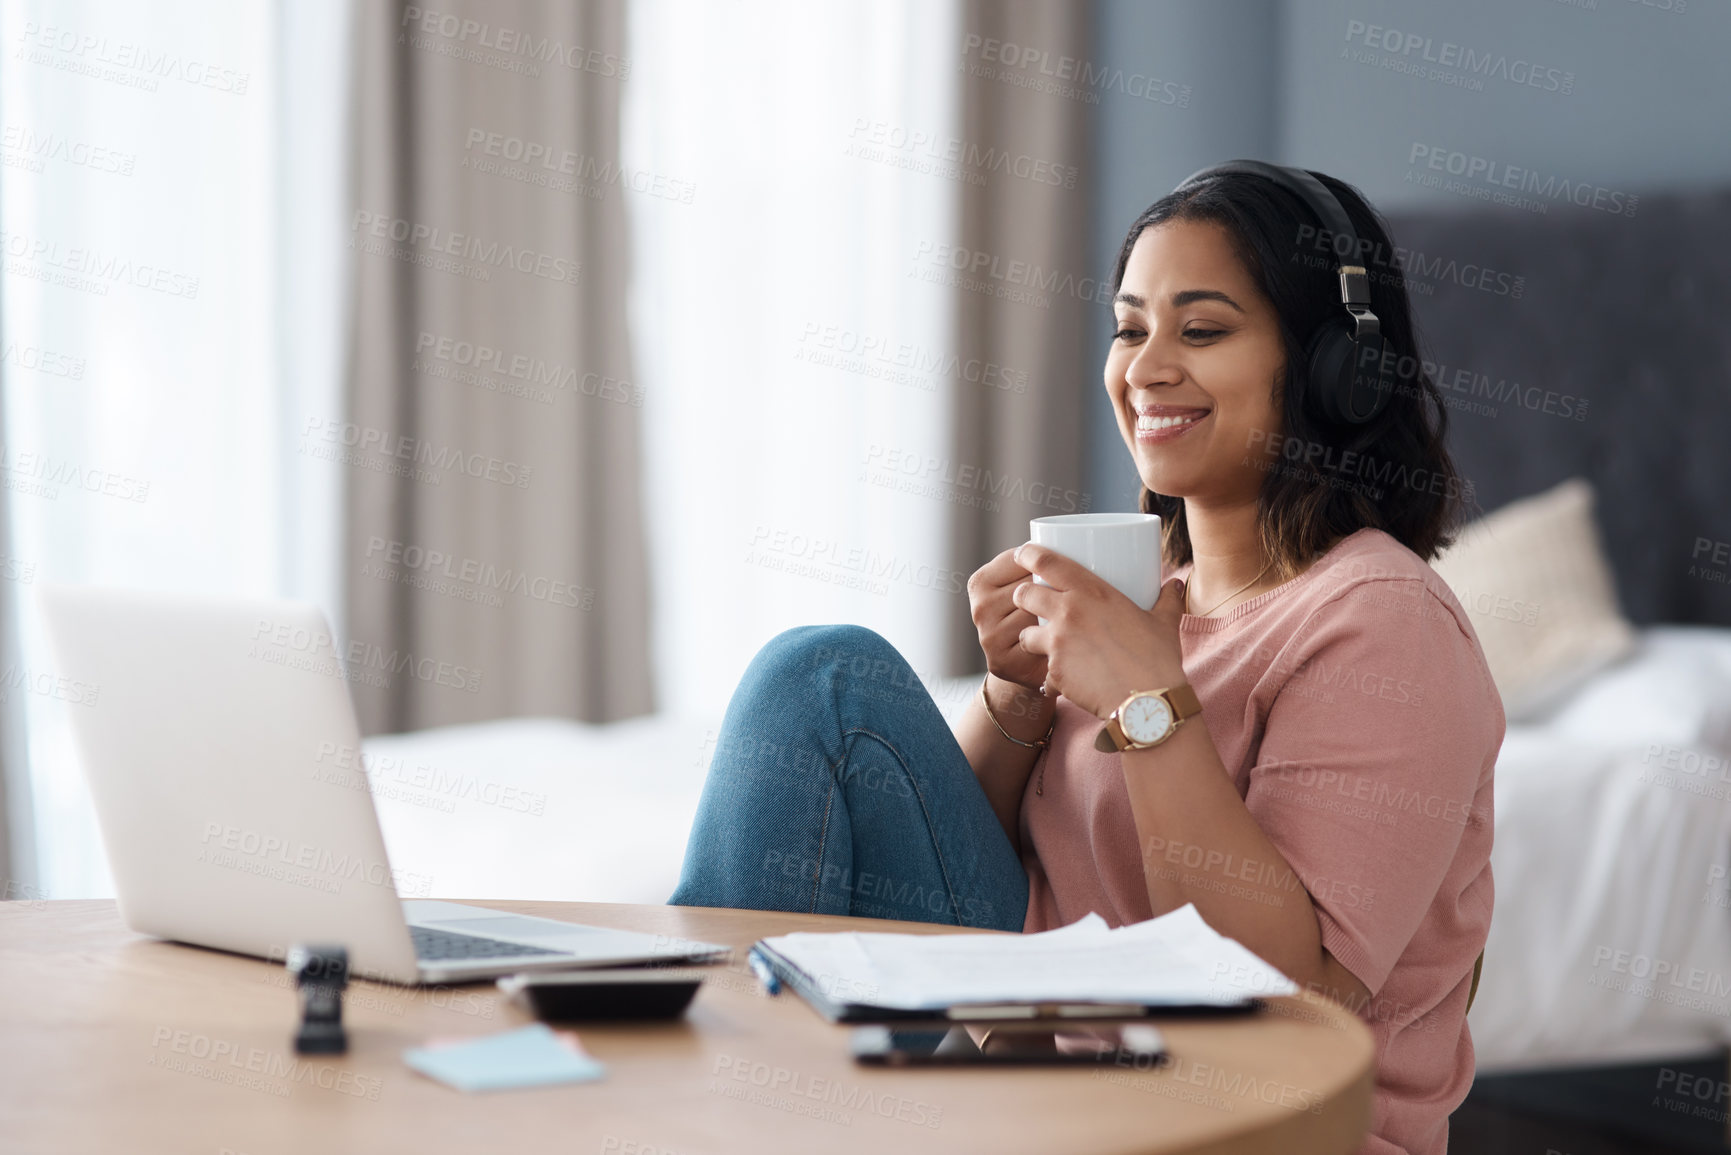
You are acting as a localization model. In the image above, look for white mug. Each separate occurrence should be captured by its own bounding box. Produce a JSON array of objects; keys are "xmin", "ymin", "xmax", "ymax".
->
[{"xmin": 1029, "ymin": 513, "xmax": 1163, "ymax": 620}]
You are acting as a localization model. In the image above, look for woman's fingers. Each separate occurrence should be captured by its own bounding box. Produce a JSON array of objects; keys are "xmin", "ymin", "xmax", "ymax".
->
[
  {"xmin": 983, "ymin": 613, "xmax": 1045, "ymax": 680},
  {"xmin": 983, "ymin": 597, "xmax": 1043, "ymax": 646},
  {"xmin": 1009, "ymin": 578, "xmax": 1059, "ymax": 621},
  {"xmin": 969, "ymin": 547, "xmax": 1032, "ymax": 593},
  {"xmin": 970, "ymin": 549, "xmax": 1055, "ymax": 694},
  {"xmin": 968, "ymin": 549, "xmax": 1029, "ymax": 632}
]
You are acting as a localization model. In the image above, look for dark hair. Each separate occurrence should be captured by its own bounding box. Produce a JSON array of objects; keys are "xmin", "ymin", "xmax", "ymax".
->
[{"xmin": 1111, "ymin": 168, "xmax": 1468, "ymax": 578}]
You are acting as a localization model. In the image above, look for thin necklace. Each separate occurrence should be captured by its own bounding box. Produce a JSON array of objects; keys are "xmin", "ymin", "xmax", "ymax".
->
[{"xmin": 1186, "ymin": 558, "xmax": 1275, "ymax": 617}]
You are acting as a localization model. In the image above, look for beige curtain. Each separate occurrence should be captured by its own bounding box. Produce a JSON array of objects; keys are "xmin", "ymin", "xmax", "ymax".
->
[
  {"xmin": 0, "ymin": 379, "xmax": 37, "ymax": 896},
  {"xmin": 346, "ymin": 0, "xmax": 651, "ymax": 734},
  {"xmin": 945, "ymin": 0, "xmax": 1097, "ymax": 670}
]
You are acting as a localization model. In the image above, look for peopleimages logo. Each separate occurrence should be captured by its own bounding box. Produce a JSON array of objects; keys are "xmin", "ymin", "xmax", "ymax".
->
[
  {"xmin": 314, "ymin": 741, "xmax": 549, "ymax": 817},
  {"xmin": 0, "ymin": 340, "xmax": 86, "ymax": 380},
  {"xmin": 302, "ymin": 418, "xmax": 533, "ymax": 488},
  {"xmin": 399, "ymin": 7, "xmax": 630, "ymax": 78},
  {"xmin": 196, "ymin": 821, "xmax": 431, "ymax": 897},
  {"xmin": 414, "ymin": 331, "xmax": 643, "ymax": 408},
  {"xmin": 960, "ymin": 34, "xmax": 1191, "ymax": 107},
  {"xmin": 1408, "ymin": 143, "xmax": 1636, "ymax": 217},
  {"xmin": 363, "ymin": 536, "xmax": 594, "ymax": 611},
  {"xmin": 1589, "ymin": 945, "xmax": 1731, "ymax": 1012},
  {"xmin": 0, "ymin": 124, "xmax": 136, "ymax": 176},
  {"xmin": 461, "ymin": 128, "xmax": 694, "ymax": 203},
  {"xmin": 0, "ymin": 663, "xmax": 99, "ymax": 707},
  {"xmin": 846, "ymin": 119, "xmax": 1078, "ymax": 189},
  {"xmin": 745, "ymin": 525, "xmax": 969, "ymax": 597},
  {"xmin": 0, "ymin": 444, "xmax": 151, "ymax": 502},
  {"xmin": 0, "ymin": 229, "xmax": 199, "ymax": 299},
  {"xmin": 709, "ymin": 1054, "xmax": 943, "ymax": 1129},
  {"xmin": 150, "ymin": 1027, "xmax": 383, "ymax": 1099},
  {"xmin": 1343, "ymin": 20, "xmax": 1575, "ymax": 95},
  {"xmin": 350, "ymin": 211, "xmax": 580, "ymax": 284},
  {"xmin": 862, "ymin": 444, "xmax": 1086, "ymax": 512},
  {"xmin": 248, "ymin": 617, "xmax": 484, "ymax": 694},
  {"xmin": 1361, "ymin": 347, "xmax": 1589, "ymax": 423},
  {"xmin": 16, "ymin": 20, "xmax": 251, "ymax": 94},
  {"xmin": 1292, "ymin": 223, "xmax": 1525, "ymax": 299},
  {"xmin": 1245, "ymin": 428, "xmax": 1476, "ymax": 505},
  {"xmin": 800, "ymin": 323, "xmax": 1028, "ymax": 394},
  {"xmin": 911, "ymin": 240, "xmax": 1116, "ymax": 306}
]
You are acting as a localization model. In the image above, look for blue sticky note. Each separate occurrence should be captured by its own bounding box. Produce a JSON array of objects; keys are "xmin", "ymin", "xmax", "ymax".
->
[{"xmin": 404, "ymin": 1024, "xmax": 606, "ymax": 1092}]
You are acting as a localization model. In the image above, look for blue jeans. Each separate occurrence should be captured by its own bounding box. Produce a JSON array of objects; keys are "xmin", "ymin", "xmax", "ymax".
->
[{"xmin": 669, "ymin": 625, "xmax": 1029, "ymax": 933}]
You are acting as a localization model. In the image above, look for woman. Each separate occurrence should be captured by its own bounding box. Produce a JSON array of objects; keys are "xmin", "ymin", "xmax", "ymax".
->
[{"xmin": 671, "ymin": 164, "xmax": 1500, "ymax": 1155}]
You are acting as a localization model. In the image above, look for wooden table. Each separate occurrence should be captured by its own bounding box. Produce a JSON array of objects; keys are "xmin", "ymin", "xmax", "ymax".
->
[{"xmin": 0, "ymin": 899, "xmax": 1374, "ymax": 1154}]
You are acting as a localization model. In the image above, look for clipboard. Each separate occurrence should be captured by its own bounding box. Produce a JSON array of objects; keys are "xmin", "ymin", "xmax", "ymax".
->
[{"xmin": 749, "ymin": 939, "xmax": 1266, "ymax": 1025}]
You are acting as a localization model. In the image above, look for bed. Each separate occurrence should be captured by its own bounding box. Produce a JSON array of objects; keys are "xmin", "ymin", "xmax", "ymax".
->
[{"xmin": 1378, "ymin": 182, "xmax": 1731, "ymax": 1074}]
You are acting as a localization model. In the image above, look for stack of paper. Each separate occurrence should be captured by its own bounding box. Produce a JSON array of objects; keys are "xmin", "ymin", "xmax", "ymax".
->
[{"xmin": 756, "ymin": 903, "xmax": 1297, "ymax": 1014}]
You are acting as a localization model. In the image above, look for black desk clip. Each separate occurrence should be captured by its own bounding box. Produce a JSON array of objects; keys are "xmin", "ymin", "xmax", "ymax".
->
[{"xmin": 288, "ymin": 943, "xmax": 349, "ymax": 1055}]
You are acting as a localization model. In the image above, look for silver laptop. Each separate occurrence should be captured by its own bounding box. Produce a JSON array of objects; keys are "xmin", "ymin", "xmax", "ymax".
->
[{"xmin": 39, "ymin": 585, "xmax": 728, "ymax": 985}]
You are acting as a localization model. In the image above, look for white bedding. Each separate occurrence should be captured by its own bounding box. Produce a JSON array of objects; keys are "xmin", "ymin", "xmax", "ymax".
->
[
  {"xmin": 1468, "ymin": 626, "xmax": 1731, "ymax": 1071},
  {"xmin": 362, "ymin": 627, "xmax": 1731, "ymax": 1071},
  {"xmin": 362, "ymin": 715, "xmax": 718, "ymax": 905}
]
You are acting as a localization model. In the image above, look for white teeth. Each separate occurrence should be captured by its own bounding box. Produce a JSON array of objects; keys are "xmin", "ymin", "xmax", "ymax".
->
[{"xmin": 1136, "ymin": 413, "xmax": 1204, "ymax": 432}]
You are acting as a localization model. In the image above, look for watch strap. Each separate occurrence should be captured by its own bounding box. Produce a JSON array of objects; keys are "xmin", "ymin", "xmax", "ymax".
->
[
  {"xmin": 1165, "ymin": 682, "xmax": 1202, "ymax": 722},
  {"xmin": 1094, "ymin": 714, "xmax": 1127, "ymax": 753}
]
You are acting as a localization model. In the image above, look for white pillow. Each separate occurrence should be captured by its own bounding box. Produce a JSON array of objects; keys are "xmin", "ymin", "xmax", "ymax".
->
[
  {"xmin": 1430, "ymin": 478, "xmax": 1637, "ymax": 721},
  {"xmin": 1539, "ymin": 626, "xmax": 1731, "ymax": 753}
]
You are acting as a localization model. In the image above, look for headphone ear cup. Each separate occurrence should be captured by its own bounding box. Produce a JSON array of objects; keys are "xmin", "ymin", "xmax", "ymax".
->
[
  {"xmin": 1307, "ymin": 323, "xmax": 1393, "ymax": 425},
  {"xmin": 1306, "ymin": 322, "xmax": 1357, "ymax": 425},
  {"xmin": 1346, "ymin": 333, "xmax": 1392, "ymax": 424}
]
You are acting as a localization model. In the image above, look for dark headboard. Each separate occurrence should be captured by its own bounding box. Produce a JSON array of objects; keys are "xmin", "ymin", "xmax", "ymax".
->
[{"xmin": 1387, "ymin": 187, "xmax": 1731, "ymax": 628}]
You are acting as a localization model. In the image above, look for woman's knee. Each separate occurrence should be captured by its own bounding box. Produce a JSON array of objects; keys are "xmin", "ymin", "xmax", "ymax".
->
[{"xmin": 747, "ymin": 623, "xmax": 910, "ymax": 692}]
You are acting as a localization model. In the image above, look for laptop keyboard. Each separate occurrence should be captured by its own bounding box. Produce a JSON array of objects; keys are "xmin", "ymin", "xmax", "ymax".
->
[{"xmin": 410, "ymin": 924, "xmax": 572, "ymax": 962}]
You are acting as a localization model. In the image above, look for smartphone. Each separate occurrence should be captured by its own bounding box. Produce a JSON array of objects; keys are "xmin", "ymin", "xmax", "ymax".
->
[{"xmin": 851, "ymin": 1024, "xmax": 1167, "ymax": 1067}]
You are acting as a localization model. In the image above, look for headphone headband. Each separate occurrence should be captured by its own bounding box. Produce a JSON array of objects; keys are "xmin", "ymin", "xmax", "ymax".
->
[{"xmin": 1175, "ymin": 160, "xmax": 1359, "ymax": 260}]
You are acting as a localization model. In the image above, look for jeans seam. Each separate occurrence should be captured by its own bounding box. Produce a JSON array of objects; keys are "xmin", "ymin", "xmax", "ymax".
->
[
  {"xmin": 809, "ymin": 772, "xmax": 836, "ymax": 915},
  {"xmin": 841, "ymin": 724, "xmax": 965, "ymax": 925}
]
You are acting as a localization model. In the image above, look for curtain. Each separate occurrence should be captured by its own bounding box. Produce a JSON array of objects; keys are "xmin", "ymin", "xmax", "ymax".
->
[
  {"xmin": 0, "ymin": 384, "xmax": 37, "ymax": 900},
  {"xmin": 944, "ymin": 0, "xmax": 1097, "ymax": 670},
  {"xmin": 620, "ymin": 0, "xmax": 963, "ymax": 718},
  {"xmin": 347, "ymin": 0, "xmax": 651, "ymax": 733},
  {"xmin": 0, "ymin": 0, "xmax": 348, "ymax": 898}
]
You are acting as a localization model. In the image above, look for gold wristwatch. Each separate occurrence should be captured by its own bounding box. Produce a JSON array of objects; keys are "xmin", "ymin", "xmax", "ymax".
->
[{"xmin": 1094, "ymin": 685, "xmax": 1202, "ymax": 752}]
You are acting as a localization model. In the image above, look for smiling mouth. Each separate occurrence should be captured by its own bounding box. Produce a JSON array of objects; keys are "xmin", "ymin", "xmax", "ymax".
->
[{"xmin": 1133, "ymin": 409, "xmax": 1210, "ymax": 442}]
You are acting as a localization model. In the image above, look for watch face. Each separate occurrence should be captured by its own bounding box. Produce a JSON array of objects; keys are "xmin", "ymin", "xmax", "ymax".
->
[{"xmin": 1122, "ymin": 695, "xmax": 1172, "ymax": 745}]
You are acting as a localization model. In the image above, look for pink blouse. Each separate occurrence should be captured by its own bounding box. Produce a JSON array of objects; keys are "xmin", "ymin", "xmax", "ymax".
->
[{"xmin": 1018, "ymin": 527, "xmax": 1501, "ymax": 1155}]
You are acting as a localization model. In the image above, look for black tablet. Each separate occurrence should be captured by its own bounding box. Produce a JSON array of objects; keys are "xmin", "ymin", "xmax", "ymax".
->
[{"xmin": 498, "ymin": 968, "xmax": 705, "ymax": 1021}]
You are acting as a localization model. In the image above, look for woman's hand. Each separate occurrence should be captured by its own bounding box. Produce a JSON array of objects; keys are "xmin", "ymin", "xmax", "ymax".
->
[
  {"xmin": 1010, "ymin": 543, "xmax": 1187, "ymax": 720},
  {"xmin": 967, "ymin": 547, "xmax": 1050, "ymax": 696}
]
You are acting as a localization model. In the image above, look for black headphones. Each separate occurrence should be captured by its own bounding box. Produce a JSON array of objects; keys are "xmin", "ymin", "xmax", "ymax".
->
[{"xmin": 1173, "ymin": 160, "xmax": 1393, "ymax": 425}]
